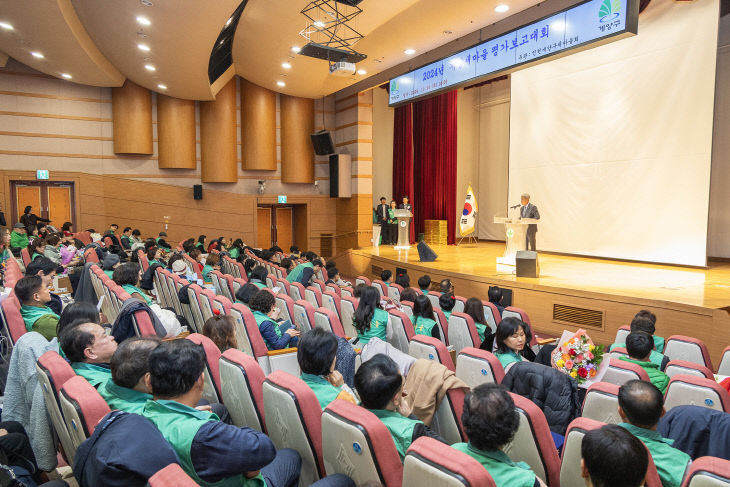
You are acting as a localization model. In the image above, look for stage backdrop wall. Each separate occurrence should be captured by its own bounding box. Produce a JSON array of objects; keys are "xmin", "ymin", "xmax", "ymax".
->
[{"xmin": 508, "ymin": 0, "xmax": 718, "ymax": 266}]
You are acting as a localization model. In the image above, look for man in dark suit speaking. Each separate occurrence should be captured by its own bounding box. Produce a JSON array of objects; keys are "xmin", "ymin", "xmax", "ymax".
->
[
  {"xmin": 376, "ymin": 197, "xmax": 390, "ymax": 244},
  {"xmin": 520, "ymin": 193, "xmax": 540, "ymax": 251}
]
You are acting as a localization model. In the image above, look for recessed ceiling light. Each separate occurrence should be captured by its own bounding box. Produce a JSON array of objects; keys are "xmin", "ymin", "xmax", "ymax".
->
[
  {"xmin": 61, "ymin": 73, "xmax": 72, "ymax": 79},
  {"xmin": 30, "ymin": 51, "xmax": 44, "ymax": 59},
  {"xmin": 140, "ymin": 0, "xmax": 153, "ymax": 6},
  {"xmin": 281, "ymin": 62, "xmax": 292, "ymax": 69},
  {"xmin": 137, "ymin": 43, "xmax": 150, "ymax": 52},
  {"xmin": 291, "ymin": 46, "xmax": 301, "ymax": 53},
  {"xmin": 136, "ymin": 16, "xmax": 151, "ymax": 26},
  {"xmin": 0, "ymin": 22, "xmax": 13, "ymax": 31},
  {"xmin": 157, "ymin": 84, "xmax": 167, "ymax": 90},
  {"xmin": 276, "ymin": 81, "xmax": 286, "ymax": 87},
  {"xmin": 495, "ymin": 4, "xmax": 509, "ymax": 13},
  {"xmin": 404, "ymin": 48, "xmax": 416, "ymax": 55},
  {"xmin": 144, "ymin": 64, "xmax": 156, "ymax": 71},
  {"xmin": 357, "ymin": 69, "xmax": 367, "ymax": 75},
  {"xmin": 313, "ymin": 21, "xmax": 325, "ymax": 28}
]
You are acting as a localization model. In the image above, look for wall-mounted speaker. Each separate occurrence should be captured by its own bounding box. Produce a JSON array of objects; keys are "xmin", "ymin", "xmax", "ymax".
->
[
  {"xmin": 329, "ymin": 154, "xmax": 352, "ymax": 198},
  {"xmin": 311, "ymin": 130, "xmax": 335, "ymax": 155},
  {"xmin": 193, "ymin": 184, "xmax": 203, "ymax": 200}
]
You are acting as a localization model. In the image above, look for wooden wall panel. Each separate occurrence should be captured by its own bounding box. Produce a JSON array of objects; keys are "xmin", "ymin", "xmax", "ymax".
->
[
  {"xmin": 280, "ymin": 95, "xmax": 314, "ymax": 183},
  {"xmin": 111, "ymin": 80, "xmax": 153, "ymax": 155},
  {"xmin": 157, "ymin": 95, "xmax": 196, "ymax": 169},
  {"xmin": 240, "ymin": 80, "xmax": 277, "ymax": 171},
  {"xmin": 199, "ymin": 78, "xmax": 237, "ymax": 183}
]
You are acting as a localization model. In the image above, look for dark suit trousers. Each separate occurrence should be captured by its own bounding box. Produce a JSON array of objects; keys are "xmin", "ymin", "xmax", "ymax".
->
[{"xmin": 526, "ymin": 230, "xmax": 537, "ymax": 251}]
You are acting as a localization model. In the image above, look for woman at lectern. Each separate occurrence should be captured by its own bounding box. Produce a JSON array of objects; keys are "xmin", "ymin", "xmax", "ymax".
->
[{"xmin": 387, "ymin": 200, "xmax": 398, "ymax": 245}]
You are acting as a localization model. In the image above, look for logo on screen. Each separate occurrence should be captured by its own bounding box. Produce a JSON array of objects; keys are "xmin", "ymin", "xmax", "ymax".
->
[
  {"xmin": 390, "ymin": 79, "xmax": 399, "ymax": 96},
  {"xmin": 599, "ymin": 0, "xmax": 621, "ymax": 22}
]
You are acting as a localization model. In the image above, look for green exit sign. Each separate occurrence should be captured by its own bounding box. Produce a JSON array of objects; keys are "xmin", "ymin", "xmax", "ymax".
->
[
  {"xmin": 36, "ymin": 170, "xmax": 49, "ymax": 180},
  {"xmin": 278, "ymin": 195, "xmax": 287, "ymax": 204}
]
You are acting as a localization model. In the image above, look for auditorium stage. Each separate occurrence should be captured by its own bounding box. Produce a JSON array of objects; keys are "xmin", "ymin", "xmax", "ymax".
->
[{"xmin": 334, "ymin": 242, "xmax": 730, "ymax": 364}]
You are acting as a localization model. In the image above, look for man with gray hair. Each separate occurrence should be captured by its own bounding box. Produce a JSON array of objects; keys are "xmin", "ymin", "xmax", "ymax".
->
[{"xmin": 520, "ymin": 193, "xmax": 540, "ymax": 251}]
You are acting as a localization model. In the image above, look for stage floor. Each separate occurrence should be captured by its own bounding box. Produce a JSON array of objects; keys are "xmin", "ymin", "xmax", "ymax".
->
[{"xmin": 353, "ymin": 242, "xmax": 730, "ymax": 311}]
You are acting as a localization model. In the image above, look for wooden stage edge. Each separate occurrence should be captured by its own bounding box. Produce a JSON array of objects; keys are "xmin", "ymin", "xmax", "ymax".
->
[{"xmin": 331, "ymin": 242, "xmax": 730, "ymax": 365}]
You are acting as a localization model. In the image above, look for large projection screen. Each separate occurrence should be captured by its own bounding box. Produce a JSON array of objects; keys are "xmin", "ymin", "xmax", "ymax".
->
[{"xmin": 508, "ymin": 0, "xmax": 718, "ymax": 266}]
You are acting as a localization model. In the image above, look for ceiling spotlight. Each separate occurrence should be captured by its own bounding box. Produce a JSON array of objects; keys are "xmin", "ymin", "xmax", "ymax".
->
[
  {"xmin": 314, "ymin": 21, "xmax": 325, "ymax": 28},
  {"xmin": 276, "ymin": 81, "xmax": 286, "ymax": 87},
  {"xmin": 61, "ymin": 73, "xmax": 72, "ymax": 79},
  {"xmin": 357, "ymin": 69, "xmax": 367, "ymax": 75},
  {"xmin": 0, "ymin": 22, "xmax": 13, "ymax": 31},
  {"xmin": 140, "ymin": 0, "xmax": 153, "ymax": 6},
  {"xmin": 291, "ymin": 46, "xmax": 301, "ymax": 53},
  {"xmin": 495, "ymin": 4, "xmax": 509, "ymax": 13},
  {"xmin": 144, "ymin": 64, "xmax": 156, "ymax": 71},
  {"xmin": 30, "ymin": 51, "xmax": 44, "ymax": 59},
  {"xmin": 404, "ymin": 48, "xmax": 415, "ymax": 55},
  {"xmin": 136, "ymin": 16, "xmax": 151, "ymax": 26},
  {"xmin": 137, "ymin": 43, "xmax": 150, "ymax": 52},
  {"xmin": 157, "ymin": 83, "xmax": 167, "ymax": 90},
  {"xmin": 281, "ymin": 62, "xmax": 292, "ymax": 69}
]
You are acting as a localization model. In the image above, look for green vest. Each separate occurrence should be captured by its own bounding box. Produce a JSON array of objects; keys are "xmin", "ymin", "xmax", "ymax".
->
[
  {"xmin": 618, "ymin": 423, "xmax": 690, "ymax": 487},
  {"xmin": 229, "ymin": 247, "xmax": 240, "ymax": 259},
  {"xmin": 452, "ymin": 443, "xmax": 537, "ymax": 487},
  {"xmin": 653, "ymin": 335, "xmax": 665, "ymax": 353},
  {"xmin": 72, "ymin": 362, "xmax": 112, "ymax": 388},
  {"xmin": 610, "ymin": 343, "xmax": 665, "ymax": 368},
  {"xmin": 122, "ymin": 284, "xmax": 152, "ymax": 305},
  {"xmin": 103, "ymin": 270, "xmax": 114, "ymax": 279},
  {"xmin": 251, "ymin": 281, "xmax": 266, "ymax": 289},
  {"xmin": 414, "ymin": 316, "xmax": 437, "ymax": 337},
  {"xmin": 142, "ymin": 399, "xmax": 265, "ymax": 487},
  {"xmin": 495, "ymin": 350, "xmax": 523, "ymax": 369},
  {"xmin": 31, "ymin": 253, "xmax": 42, "ymax": 261},
  {"xmin": 442, "ymin": 310, "xmax": 452, "ymax": 322},
  {"xmin": 370, "ymin": 409, "xmax": 421, "ymax": 461},
  {"xmin": 357, "ymin": 308, "xmax": 389, "ymax": 345},
  {"xmin": 474, "ymin": 322, "xmax": 487, "ymax": 343},
  {"xmin": 10, "ymin": 231, "xmax": 28, "ymax": 249},
  {"xmin": 98, "ymin": 381, "xmax": 151, "ymax": 414},
  {"xmin": 301, "ymin": 373, "xmax": 343, "ymax": 410},
  {"xmin": 202, "ymin": 265, "xmax": 213, "ymax": 282},
  {"xmin": 619, "ymin": 356, "xmax": 669, "ymax": 394},
  {"xmin": 253, "ymin": 310, "xmax": 285, "ymax": 350},
  {"xmin": 286, "ymin": 262, "xmax": 312, "ymax": 283},
  {"xmin": 20, "ymin": 305, "xmax": 60, "ymax": 338},
  {"xmin": 420, "ymin": 289, "xmax": 429, "ymax": 296}
]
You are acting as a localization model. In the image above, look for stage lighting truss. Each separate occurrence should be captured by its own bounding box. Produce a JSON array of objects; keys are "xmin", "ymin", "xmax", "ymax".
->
[{"xmin": 298, "ymin": 0, "xmax": 366, "ymax": 64}]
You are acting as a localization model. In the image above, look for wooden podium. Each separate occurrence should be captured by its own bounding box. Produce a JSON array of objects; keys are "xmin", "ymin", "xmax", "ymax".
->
[
  {"xmin": 494, "ymin": 214, "xmax": 539, "ymax": 270},
  {"xmin": 393, "ymin": 209, "xmax": 412, "ymax": 249}
]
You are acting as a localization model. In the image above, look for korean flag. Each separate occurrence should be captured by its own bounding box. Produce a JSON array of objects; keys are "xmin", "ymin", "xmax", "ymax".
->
[{"xmin": 460, "ymin": 185, "xmax": 478, "ymax": 236}]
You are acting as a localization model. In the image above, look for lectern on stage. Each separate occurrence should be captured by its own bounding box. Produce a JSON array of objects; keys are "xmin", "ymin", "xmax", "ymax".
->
[
  {"xmin": 393, "ymin": 209, "xmax": 412, "ymax": 249},
  {"xmin": 494, "ymin": 210, "xmax": 539, "ymax": 273}
]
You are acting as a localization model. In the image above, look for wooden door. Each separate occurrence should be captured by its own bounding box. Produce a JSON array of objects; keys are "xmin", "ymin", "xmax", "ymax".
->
[
  {"xmin": 257, "ymin": 207, "xmax": 272, "ymax": 248},
  {"xmin": 15, "ymin": 184, "xmax": 41, "ymax": 224},
  {"xmin": 275, "ymin": 207, "xmax": 293, "ymax": 250},
  {"xmin": 47, "ymin": 184, "xmax": 72, "ymax": 226}
]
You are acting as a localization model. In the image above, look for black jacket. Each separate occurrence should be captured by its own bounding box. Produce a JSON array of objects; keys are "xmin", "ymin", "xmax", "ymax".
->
[
  {"xmin": 658, "ymin": 405, "xmax": 730, "ymax": 460},
  {"xmin": 501, "ymin": 361, "xmax": 580, "ymax": 435}
]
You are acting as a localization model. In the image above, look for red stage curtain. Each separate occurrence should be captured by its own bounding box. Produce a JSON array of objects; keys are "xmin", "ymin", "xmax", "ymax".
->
[
  {"xmin": 392, "ymin": 104, "xmax": 415, "ymax": 243},
  {"xmin": 412, "ymin": 90, "xmax": 458, "ymax": 244}
]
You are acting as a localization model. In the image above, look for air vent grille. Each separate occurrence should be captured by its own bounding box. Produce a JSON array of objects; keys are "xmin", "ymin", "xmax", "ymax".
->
[{"xmin": 553, "ymin": 304, "xmax": 604, "ymax": 330}]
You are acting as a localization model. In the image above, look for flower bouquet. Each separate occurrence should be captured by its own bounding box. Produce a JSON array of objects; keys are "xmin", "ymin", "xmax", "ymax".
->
[{"xmin": 551, "ymin": 329, "xmax": 606, "ymax": 386}]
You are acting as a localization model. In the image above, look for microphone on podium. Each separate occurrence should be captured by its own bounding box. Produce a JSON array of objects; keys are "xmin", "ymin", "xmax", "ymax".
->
[{"xmin": 510, "ymin": 204, "xmax": 521, "ymax": 209}]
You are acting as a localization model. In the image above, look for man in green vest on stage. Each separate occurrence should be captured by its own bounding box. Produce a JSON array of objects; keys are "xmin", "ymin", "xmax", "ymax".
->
[
  {"xmin": 15, "ymin": 275, "xmax": 60, "ymax": 340},
  {"xmin": 452, "ymin": 383, "xmax": 546, "ymax": 487},
  {"xmin": 98, "ymin": 336, "xmax": 161, "ymax": 413},
  {"xmin": 618, "ymin": 380, "xmax": 691, "ymax": 487},
  {"xmin": 141, "ymin": 340, "xmax": 302, "ymax": 487},
  {"xmin": 59, "ymin": 321, "xmax": 118, "ymax": 388}
]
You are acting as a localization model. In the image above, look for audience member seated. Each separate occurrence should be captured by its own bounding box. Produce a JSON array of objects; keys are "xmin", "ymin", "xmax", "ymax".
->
[
  {"xmin": 167, "ymin": 254, "xmax": 187, "ymax": 276},
  {"xmin": 286, "ymin": 253, "xmax": 321, "ymax": 285},
  {"xmin": 354, "ymin": 354, "xmax": 445, "ymax": 461},
  {"xmin": 412, "ymin": 295, "xmax": 440, "ymax": 340},
  {"xmin": 142, "ymin": 340, "xmax": 302, "ymax": 487},
  {"xmin": 119, "ymin": 227, "xmax": 133, "ymax": 250},
  {"xmin": 242, "ymin": 257, "xmax": 256, "ymax": 276},
  {"xmin": 380, "ymin": 269, "xmax": 393, "ymax": 287},
  {"xmin": 250, "ymin": 290, "xmax": 300, "ymax": 350},
  {"xmin": 399, "ymin": 288, "xmax": 417, "ymax": 304},
  {"xmin": 228, "ymin": 238, "xmax": 244, "ymax": 259},
  {"xmin": 202, "ymin": 314, "xmax": 238, "ymax": 353},
  {"xmin": 280, "ymin": 257, "xmax": 295, "ymax": 275},
  {"xmin": 395, "ymin": 272, "xmax": 409, "ymax": 289},
  {"xmin": 0, "ymin": 420, "xmax": 69, "ymax": 486},
  {"xmin": 42, "ymin": 234, "xmax": 63, "ymax": 264},
  {"xmin": 28, "ymin": 238, "xmax": 46, "ymax": 262},
  {"xmin": 9, "ymin": 223, "xmax": 28, "ymax": 257},
  {"xmin": 147, "ymin": 246, "xmax": 164, "ymax": 267},
  {"xmin": 418, "ymin": 274, "xmax": 431, "ymax": 295},
  {"xmin": 196, "ymin": 235, "xmax": 206, "ymax": 251},
  {"xmin": 298, "ymin": 328, "xmax": 357, "ymax": 410},
  {"xmin": 60, "ymin": 322, "xmax": 118, "ymax": 387},
  {"xmin": 57, "ymin": 301, "xmax": 105, "ymax": 339},
  {"xmin": 114, "ymin": 262, "xmax": 152, "ymax": 305},
  {"xmin": 25, "ymin": 257, "xmax": 63, "ymax": 316},
  {"xmin": 618, "ymin": 380, "xmax": 691, "ymax": 487},
  {"xmin": 352, "ymin": 283, "xmax": 368, "ymax": 298},
  {"xmin": 439, "ymin": 278, "xmax": 454, "ymax": 294},
  {"xmin": 156, "ymin": 232, "xmax": 172, "ymax": 250},
  {"xmin": 249, "ymin": 265, "xmax": 269, "ymax": 289},
  {"xmin": 620, "ymin": 332, "xmax": 669, "ymax": 394},
  {"xmin": 439, "ymin": 293, "xmax": 456, "ymax": 322},
  {"xmin": 325, "ymin": 267, "xmax": 339, "ymax": 286},
  {"xmin": 610, "ymin": 312, "xmax": 667, "ymax": 369},
  {"xmin": 452, "ymin": 383, "xmax": 546, "ymax": 487},
  {"xmin": 16, "ymin": 276, "xmax": 60, "ymax": 340},
  {"xmin": 102, "ymin": 253, "xmax": 121, "ymax": 279},
  {"xmin": 235, "ymin": 283, "xmax": 261, "ymax": 307},
  {"xmin": 189, "ymin": 248, "xmax": 204, "ymax": 272},
  {"xmin": 353, "ymin": 286, "xmax": 388, "ymax": 345},
  {"xmin": 201, "ymin": 252, "xmax": 220, "ymax": 282},
  {"xmin": 488, "ymin": 286, "xmax": 505, "ymax": 316},
  {"xmin": 98, "ymin": 337, "xmax": 161, "ymax": 413},
  {"xmin": 493, "ymin": 317, "xmax": 529, "ymax": 369},
  {"xmin": 464, "ymin": 297, "xmax": 489, "ymax": 344},
  {"xmin": 581, "ymin": 424, "xmax": 648, "ymax": 487}
]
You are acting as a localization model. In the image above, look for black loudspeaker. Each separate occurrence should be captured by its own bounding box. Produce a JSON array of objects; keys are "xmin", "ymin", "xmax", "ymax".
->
[
  {"xmin": 311, "ymin": 130, "xmax": 335, "ymax": 155},
  {"xmin": 516, "ymin": 250, "xmax": 539, "ymax": 278},
  {"xmin": 417, "ymin": 241, "xmax": 438, "ymax": 262},
  {"xmin": 193, "ymin": 184, "xmax": 203, "ymax": 200}
]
